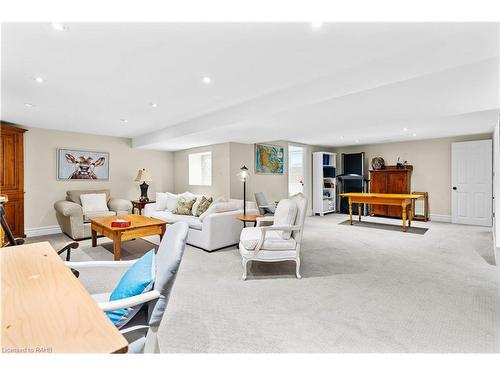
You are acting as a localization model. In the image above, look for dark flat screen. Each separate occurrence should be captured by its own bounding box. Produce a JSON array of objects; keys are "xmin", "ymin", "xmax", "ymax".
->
[{"xmin": 343, "ymin": 153, "xmax": 364, "ymax": 175}]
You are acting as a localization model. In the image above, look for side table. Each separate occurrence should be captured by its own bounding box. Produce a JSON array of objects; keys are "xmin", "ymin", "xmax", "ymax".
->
[
  {"xmin": 131, "ymin": 200, "xmax": 156, "ymax": 215},
  {"xmin": 237, "ymin": 214, "xmax": 262, "ymax": 228}
]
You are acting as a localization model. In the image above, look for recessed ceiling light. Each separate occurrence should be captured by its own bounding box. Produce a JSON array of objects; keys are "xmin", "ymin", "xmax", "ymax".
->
[
  {"xmin": 202, "ymin": 76, "xmax": 212, "ymax": 85},
  {"xmin": 33, "ymin": 76, "xmax": 44, "ymax": 83},
  {"xmin": 311, "ymin": 22, "xmax": 323, "ymax": 29},
  {"xmin": 340, "ymin": 135, "xmax": 344, "ymax": 140},
  {"xmin": 51, "ymin": 23, "xmax": 67, "ymax": 31},
  {"xmin": 412, "ymin": 133, "xmax": 417, "ymax": 137},
  {"xmin": 120, "ymin": 119, "xmax": 128, "ymax": 123},
  {"xmin": 355, "ymin": 139, "xmax": 360, "ymax": 143},
  {"xmin": 150, "ymin": 103, "xmax": 158, "ymax": 108},
  {"xmin": 24, "ymin": 103, "xmax": 35, "ymax": 108},
  {"xmin": 403, "ymin": 127, "xmax": 408, "ymax": 132}
]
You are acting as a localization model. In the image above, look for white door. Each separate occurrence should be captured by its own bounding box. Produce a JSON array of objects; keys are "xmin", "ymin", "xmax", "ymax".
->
[
  {"xmin": 451, "ymin": 139, "xmax": 492, "ymax": 226},
  {"xmin": 288, "ymin": 145, "xmax": 305, "ymax": 196}
]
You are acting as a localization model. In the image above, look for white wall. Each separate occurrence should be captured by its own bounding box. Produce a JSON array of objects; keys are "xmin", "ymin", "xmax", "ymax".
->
[
  {"xmin": 173, "ymin": 143, "xmax": 231, "ymax": 198},
  {"xmin": 333, "ymin": 134, "xmax": 492, "ymax": 219},
  {"xmin": 24, "ymin": 127, "xmax": 173, "ymax": 230},
  {"xmin": 493, "ymin": 121, "xmax": 500, "ymax": 264}
]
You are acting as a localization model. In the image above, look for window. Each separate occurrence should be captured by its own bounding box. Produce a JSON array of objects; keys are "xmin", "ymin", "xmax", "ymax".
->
[
  {"xmin": 288, "ymin": 145, "xmax": 304, "ymax": 196},
  {"xmin": 189, "ymin": 151, "xmax": 212, "ymax": 186}
]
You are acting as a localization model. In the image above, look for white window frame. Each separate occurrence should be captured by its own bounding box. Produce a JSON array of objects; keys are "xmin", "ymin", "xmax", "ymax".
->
[{"xmin": 189, "ymin": 151, "xmax": 212, "ymax": 186}]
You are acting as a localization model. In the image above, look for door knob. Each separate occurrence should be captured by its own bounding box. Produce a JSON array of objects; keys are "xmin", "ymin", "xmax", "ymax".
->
[{"xmin": 452, "ymin": 187, "xmax": 457, "ymax": 190}]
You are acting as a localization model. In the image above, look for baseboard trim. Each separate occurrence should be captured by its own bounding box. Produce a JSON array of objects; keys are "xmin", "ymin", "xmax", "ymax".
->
[
  {"xmin": 25, "ymin": 225, "xmax": 62, "ymax": 237},
  {"xmin": 430, "ymin": 214, "xmax": 451, "ymax": 223}
]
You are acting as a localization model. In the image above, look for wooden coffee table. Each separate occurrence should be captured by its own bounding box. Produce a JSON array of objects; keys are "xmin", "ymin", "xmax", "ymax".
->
[{"xmin": 91, "ymin": 214, "xmax": 168, "ymax": 260}]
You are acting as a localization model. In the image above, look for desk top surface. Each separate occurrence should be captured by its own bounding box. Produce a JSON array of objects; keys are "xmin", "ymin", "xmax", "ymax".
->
[
  {"xmin": 1, "ymin": 241, "xmax": 128, "ymax": 353},
  {"xmin": 339, "ymin": 193, "xmax": 423, "ymax": 199}
]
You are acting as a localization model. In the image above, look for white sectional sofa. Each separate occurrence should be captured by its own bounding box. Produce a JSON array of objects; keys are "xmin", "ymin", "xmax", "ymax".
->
[{"xmin": 143, "ymin": 192, "xmax": 258, "ymax": 252}]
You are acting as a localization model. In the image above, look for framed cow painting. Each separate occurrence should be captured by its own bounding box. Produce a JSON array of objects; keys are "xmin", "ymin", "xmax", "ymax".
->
[{"xmin": 57, "ymin": 148, "xmax": 110, "ymax": 180}]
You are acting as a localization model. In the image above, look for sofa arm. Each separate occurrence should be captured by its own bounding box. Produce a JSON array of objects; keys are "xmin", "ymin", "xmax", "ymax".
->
[
  {"xmin": 108, "ymin": 198, "xmax": 132, "ymax": 214},
  {"xmin": 54, "ymin": 200, "xmax": 83, "ymax": 217},
  {"xmin": 203, "ymin": 208, "xmax": 259, "ymax": 229},
  {"xmin": 143, "ymin": 202, "xmax": 159, "ymax": 217}
]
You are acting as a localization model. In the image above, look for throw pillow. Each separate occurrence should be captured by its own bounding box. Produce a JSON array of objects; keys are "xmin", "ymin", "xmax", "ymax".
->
[
  {"xmin": 180, "ymin": 191, "xmax": 197, "ymax": 201},
  {"xmin": 80, "ymin": 193, "xmax": 108, "ymax": 214},
  {"xmin": 195, "ymin": 196, "xmax": 213, "ymax": 217},
  {"xmin": 157, "ymin": 192, "xmax": 179, "ymax": 211},
  {"xmin": 173, "ymin": 197, "xmax": 196, "ymax": 215},
  {"xmin": 107, "ymin": 249, "xmax": 156, "ymax": 328},
  {"xmin": 156, "ymin": 192, "xmax": 169, "ymax": 211},
  {"xmin": 191, "ymin": 195, "xmax": 204, "ymax": 215}
]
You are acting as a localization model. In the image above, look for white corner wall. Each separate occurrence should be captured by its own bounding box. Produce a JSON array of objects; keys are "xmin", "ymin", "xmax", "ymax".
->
[{"xmin": 493, "ymin": 120, "xmax": 500, "ymax": 265}]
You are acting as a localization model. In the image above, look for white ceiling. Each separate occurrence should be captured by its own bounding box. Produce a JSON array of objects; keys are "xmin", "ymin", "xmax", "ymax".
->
[{"xmin": 2, "ymin": 22, "xmax": 499, "ymax": 150}]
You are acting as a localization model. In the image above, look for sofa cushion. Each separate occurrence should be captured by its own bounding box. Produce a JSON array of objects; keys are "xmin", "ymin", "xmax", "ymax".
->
[
  {"xmin": 156, "ymin": 192, "xmax": 179, "ymax": 211},
  {"xmin": 239, "ymin": 227, "xmax": 296, "ymax": 250},
  {"xmin": 173, "ymin": 197, "xmax": 196, "ymax": 216},
  {"xmin": 273, "ymin": 199, "xmax": 298, "ymax": 240},
  {"xmin": 151, "ymin": 211, "xmax": 202, "ymax": 230},
  {"xmin": 195, "ymin": 196, "xmax": 213, "ymax": 217},
  {"xmin": 67, "ymin": 189, "xmax": 110, "ymax": 205},
  {"xmin": 80, "ymin": 193, "xmax": 109, "ymax": 214},
  {"xmin": 84, "ymin": 210, "xmax": 116, "ymax": 223}
]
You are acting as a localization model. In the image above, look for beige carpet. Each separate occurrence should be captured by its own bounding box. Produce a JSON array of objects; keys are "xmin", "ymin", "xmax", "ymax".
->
[{"xmin": 34, "ymin": 214, "xmax": 499, "ymax": 353}]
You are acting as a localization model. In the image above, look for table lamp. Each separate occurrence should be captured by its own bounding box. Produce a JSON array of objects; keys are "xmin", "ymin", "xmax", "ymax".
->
[{"xmin": 135, "ymin": 168, "xmax": 153, "ymax": 202}]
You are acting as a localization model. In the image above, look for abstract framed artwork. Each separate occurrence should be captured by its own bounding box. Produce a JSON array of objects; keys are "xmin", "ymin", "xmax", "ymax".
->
[
  {"xmin": 254, "ymin": 143, "xmax": 284, "ymax": 174},
  {"xmin": 57, "ymin": 148, "xmax": 110, "ymax": 180}
]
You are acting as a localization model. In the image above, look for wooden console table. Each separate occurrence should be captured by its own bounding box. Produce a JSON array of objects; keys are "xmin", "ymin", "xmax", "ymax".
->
[
  {"xmin": 339, "ymin": 193, "xmax": 423, "ymax": 232},
  {"xmin": 1, "ymin": 242, "xmax": 128, "ymax": 353}
]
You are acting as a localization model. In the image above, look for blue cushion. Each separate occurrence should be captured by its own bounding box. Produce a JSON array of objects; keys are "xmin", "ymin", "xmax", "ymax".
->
[{"xmin": 106, "ymin": 249, "xmax": 156, "ymax": 328}]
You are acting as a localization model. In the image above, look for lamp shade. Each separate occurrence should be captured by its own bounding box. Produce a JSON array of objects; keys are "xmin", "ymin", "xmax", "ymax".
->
[
  {"xmin": 135, "ymin": 168, "xmax": 153, "ymax": 182},
  {"xmin": 238, "ymin": 165, "xmax": 249, "ymax": 181}
]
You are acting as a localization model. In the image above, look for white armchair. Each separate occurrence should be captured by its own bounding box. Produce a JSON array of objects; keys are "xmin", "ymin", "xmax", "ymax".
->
[
  {"xmin": 66, "ymin": 222, "xmax": 189, "ymax": 353},
  {"xmin": 238, "ymin": 193, "xmax": 307, "ymax": 280}
]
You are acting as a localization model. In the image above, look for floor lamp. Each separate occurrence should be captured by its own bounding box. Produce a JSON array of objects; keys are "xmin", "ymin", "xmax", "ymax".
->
[{"xmin": 239, "ymin": 165, "xmax": 249, "ymax": 216}]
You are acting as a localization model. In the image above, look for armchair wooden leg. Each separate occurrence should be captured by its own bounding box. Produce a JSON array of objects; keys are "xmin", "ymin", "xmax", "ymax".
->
[
  {"xmin": 242, "ymin": 258, "xmax": 248, "ymax": 280},
  {"xmin": 295, "ymin": 258, "xmax": 301, "ymax": 279}
]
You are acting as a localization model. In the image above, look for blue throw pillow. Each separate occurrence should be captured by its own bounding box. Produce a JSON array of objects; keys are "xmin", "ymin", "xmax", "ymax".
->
[{"xmin": 106, "ymin": 249, "xmax": 156, "ymax": 328}]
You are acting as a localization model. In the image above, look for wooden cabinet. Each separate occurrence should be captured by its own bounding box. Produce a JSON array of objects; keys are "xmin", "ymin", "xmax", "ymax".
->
[
  {"xmin": 369, "ymin": 165, "xmax": 412, "ymax": 218},
  {"xmin": 1, "ymin": 122, "xmax": 27, "ymax": 240}
]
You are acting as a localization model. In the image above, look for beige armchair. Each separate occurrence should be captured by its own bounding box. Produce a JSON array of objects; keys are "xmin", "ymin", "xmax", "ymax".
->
[{"xmin": 54, "ymin": 189, "xmax": 132, "ymax": 240}]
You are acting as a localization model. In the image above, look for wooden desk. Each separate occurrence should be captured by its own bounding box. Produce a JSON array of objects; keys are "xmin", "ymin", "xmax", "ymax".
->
[
  {"xmin": 339, "ymin": 193, "xmax": 423, "ymax": 232},
  {"xmin": 91, "ymin": 214, "xmax": 167, "ymax": 260},
  {"xmin": 1, "ymin": 242, "xmax": 128, "ymax": 353}
]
